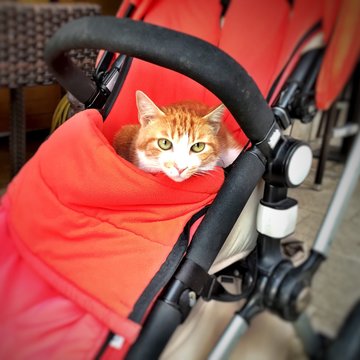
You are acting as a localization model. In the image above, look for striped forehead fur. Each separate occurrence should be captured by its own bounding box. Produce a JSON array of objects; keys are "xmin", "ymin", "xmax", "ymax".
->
[{"xmin": 159, "ymin": 102, "xmax": 219, "ymax": 140}]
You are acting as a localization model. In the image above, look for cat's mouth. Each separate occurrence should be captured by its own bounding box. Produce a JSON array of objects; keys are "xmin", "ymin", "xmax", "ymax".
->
[
  {"xmin": 170, "ymin": 175, "xmax": 188, "ymax": 182},
  {"xmin": 162, "ymin": 165, "xmax": 192, "ymax": 182},
  {"xmin": 166, "ymin": 170, "xmax": 192, "ymax": 182}
]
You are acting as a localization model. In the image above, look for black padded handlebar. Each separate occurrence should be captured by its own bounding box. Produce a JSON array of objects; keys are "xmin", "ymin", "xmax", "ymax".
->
[{"xmin": 45, "ymin": 16, "xmax": 275, "ymax": 144}]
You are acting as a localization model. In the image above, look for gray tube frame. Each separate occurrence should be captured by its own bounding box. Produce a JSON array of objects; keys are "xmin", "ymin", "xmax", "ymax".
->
[{"xmin": 313, "ymin": 132, "xmax": 360, "ymax": 256}]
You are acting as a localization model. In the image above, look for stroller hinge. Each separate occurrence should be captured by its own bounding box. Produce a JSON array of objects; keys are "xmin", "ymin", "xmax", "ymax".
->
[{"xmin": 173, "ymin": 258, "xmax": 254, "ymax": 303}]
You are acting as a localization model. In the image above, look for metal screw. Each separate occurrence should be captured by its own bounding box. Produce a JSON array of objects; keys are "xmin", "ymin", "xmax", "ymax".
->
[{"xmin": 188, "ymin": 291, "xmax": 197, "ymax": 307}]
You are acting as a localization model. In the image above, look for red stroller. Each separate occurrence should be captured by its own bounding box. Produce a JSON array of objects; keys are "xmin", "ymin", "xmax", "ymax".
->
[{"xmin": 1, "ymin": 0, "xmax": 359, "ymax": 359}]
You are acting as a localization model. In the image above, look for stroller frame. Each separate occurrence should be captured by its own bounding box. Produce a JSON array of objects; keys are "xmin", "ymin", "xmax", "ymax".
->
[{"xmin": 42, "ymin": 12, "xmax": 360, "ymax": 360}]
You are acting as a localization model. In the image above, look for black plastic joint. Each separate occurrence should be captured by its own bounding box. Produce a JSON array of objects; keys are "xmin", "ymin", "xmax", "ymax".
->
[
  {"xmin": 273, "ymin": 106, "xmax": 292, "ymax": 129},
  {"xmin": 246, "ymin": 145, "xmax": 267, "ymax": 167},
  {"xmin": 84, "ymin": 86, "xmax": 110, "ymax": 109},
  {"xmin": 255, "ymin": 121, "xmax": 284, "ymax": 160},
  {"xmin": 201, "ymin": 275, "xmax": 220, "ymax": 301}
]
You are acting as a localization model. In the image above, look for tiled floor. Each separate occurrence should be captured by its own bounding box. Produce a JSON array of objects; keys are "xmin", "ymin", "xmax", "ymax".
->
[{"xmin": 292, "ymin": 159, "xmax": 360, "ymax": 340}]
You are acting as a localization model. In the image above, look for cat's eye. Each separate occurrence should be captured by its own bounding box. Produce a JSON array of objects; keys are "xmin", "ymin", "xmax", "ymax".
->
[
  {"xmin": 191, "ymin": 142, "xmax": 205, "ymax": 153},
  {"xmin": 158, "ymin": 138, "xmax": 172, "ymax": 150}
]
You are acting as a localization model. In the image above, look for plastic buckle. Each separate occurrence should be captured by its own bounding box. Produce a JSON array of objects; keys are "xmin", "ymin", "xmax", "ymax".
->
[{"xmin": 201, "ymin": 275, "xmax": 220, "ymax": 301}]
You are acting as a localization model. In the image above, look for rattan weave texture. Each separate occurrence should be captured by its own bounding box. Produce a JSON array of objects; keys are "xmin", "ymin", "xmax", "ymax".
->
[{"xmin": 0, "ymin": 3, "xmax": 101, "ymax": 88}]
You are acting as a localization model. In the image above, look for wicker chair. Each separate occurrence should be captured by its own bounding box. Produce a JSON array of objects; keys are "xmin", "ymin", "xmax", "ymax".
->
[{"xmin": 0, "ymin": 2, "xmax": 100, "ymax": 176}]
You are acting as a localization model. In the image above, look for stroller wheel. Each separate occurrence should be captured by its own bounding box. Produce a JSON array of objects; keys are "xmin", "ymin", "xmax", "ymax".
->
[{"xmin": 323, "ymin": 300, "xmax": 360, "ymax": 360}]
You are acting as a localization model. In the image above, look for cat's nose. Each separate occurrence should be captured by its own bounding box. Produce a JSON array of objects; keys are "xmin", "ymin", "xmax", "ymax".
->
[{"xmin": 174, "ymin": 165, "xmax": 187, "ymax": 175}]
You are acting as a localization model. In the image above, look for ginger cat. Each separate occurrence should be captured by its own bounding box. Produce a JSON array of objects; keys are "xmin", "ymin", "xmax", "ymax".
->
[{"xmin": 113, "ymin": 91, "xmax": 241, "ymax": 182}]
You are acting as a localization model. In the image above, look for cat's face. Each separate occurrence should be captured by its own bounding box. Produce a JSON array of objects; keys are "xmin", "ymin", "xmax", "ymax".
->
[{"xmin": 134, "ymin": 91, "xmax": 224, "ymax": 182}]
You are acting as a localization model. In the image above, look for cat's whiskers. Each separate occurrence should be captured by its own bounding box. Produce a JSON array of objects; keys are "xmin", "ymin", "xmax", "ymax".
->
[{"xmin": 195, "ymin": 170, "xmax": 215, "ymax": 178}]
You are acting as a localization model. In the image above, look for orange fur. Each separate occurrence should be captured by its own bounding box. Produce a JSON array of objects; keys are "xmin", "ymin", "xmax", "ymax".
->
[{"xmin": 113, "ymin": 91, "xmax": 241, "ymax": 181}]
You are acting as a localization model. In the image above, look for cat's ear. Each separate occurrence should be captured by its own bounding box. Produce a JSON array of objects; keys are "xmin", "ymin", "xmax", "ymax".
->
[
  {"xmin": 203, "ymin": 104, "xmax": 225, "ymax": 133},
  {"xmin": 136, "ymin": 90, "xmax": 165, "ymax": 126}
]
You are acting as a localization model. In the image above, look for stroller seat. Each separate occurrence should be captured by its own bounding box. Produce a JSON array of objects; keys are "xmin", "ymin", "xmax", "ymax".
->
[{"xmin": 1, "ymin": 0, "xmax": 359, "ymax": 359}]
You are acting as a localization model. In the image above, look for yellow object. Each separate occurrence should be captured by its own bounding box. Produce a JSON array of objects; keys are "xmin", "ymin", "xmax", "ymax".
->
[{"xmin": 51, "ymin": 95, "xmax": 71, "ymax": 133}]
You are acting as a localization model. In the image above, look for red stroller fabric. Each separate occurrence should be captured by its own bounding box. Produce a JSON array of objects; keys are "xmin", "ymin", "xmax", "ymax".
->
[
  {"xmin": 103, "ymin": 0, "xmax": 329, "ymax": 144},
  {"xmin": 316, "ymin": 0, "xmax": 360, "ymax": 109},
  {"xmin": 0, "ymin": 110, "xmax": 223, "ymax": 358},
  {"xmin": 0, "ymin": 209, "xmax": 110, "ymax": 359}
]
